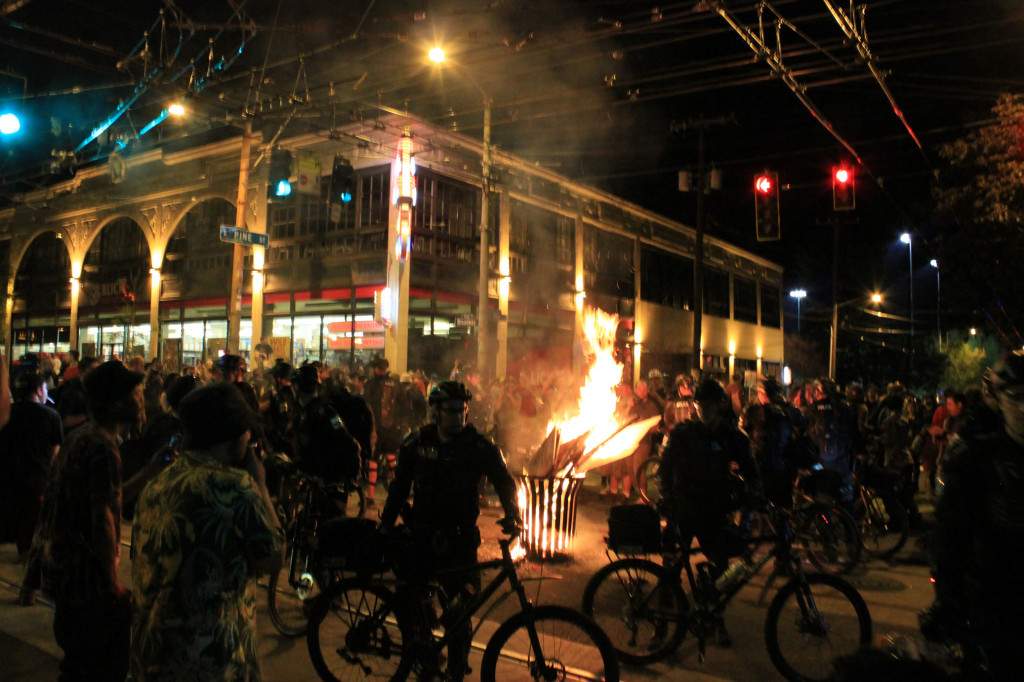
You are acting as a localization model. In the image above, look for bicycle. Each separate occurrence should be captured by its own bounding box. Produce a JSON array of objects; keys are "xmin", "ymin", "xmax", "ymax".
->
[
  {"xmin": 853, "ymin": 467, "xmax": 909, "ymax": 559},
  {"xmin": 306, "ymin": 526, "xmax": 621, "ymax": 681},
  {"xmin": 634, "ymin": 448, "xmax": 663, "ymax": 507},
  {"xmin": 267, "ymin": 454, "xmax": 368, "ymax": 637},
  {"xmin": 786, "ymin": 470, "xmax": 863, "ymax": 575},
  {"xmin": 581, "ymin": 503, "xmax": 872, "ymax": 682}
]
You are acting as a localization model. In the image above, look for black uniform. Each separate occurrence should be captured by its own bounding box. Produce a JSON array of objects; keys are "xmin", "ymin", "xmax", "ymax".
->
[
  {"xmin": 294, "ymin": 396, "xmax": 361, "ymax": 484},
  {"xmin": 658, "ymin": 418, "xmax": 760, "ymax": 570},
  {"xmin": 380, "ymin": 422, "xmax": 520, "ymax": 682}
]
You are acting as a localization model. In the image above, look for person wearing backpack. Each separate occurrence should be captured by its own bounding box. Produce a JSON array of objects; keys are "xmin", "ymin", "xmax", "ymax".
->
[{"xmin": 657, "ymin": 377, "xmax": 761, "ymax": 647}]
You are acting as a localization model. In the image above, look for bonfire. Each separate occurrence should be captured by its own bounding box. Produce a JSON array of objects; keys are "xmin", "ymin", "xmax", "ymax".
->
[{"xmin": 522, "ymin": 307, "xmax": 661, "ymax": 479}]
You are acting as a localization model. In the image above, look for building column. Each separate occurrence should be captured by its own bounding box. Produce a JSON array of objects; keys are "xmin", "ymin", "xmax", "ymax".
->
[
  {"xmin": 496, "ymin": 189, "xmax": 510, "ymax": 379},
  {"xmin": 3, "ymin": 277, "xmax": 13, "ymax": 365},
  {"xmin": 148, "ymin": 267, "xmax": 160, "ymax": 360},
  {"xmin": 68, "ymin": 257, "xmax": 83, "ymax": 354}
]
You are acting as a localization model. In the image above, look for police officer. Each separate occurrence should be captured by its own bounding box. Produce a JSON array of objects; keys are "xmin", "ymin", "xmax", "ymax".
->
[
  {"xmin": 293, "ymin": 364, "xmax": 361, "ymax": 487},
  {"xmin": 264, "ymin": 360, "xmax": 297, "ymax": 459},
  {"xmin": 379, "ymin": 380, "xmax": 521, "ymax": 682}
]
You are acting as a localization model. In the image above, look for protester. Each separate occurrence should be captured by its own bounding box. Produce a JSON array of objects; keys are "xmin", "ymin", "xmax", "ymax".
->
[{"xmin": 130, "ymin": 382, "xmax": 284, "ymax": 680}]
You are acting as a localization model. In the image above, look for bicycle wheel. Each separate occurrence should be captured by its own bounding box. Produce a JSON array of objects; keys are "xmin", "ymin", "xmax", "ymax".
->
[
  {"xmin": 480, "ymin": 605, "xmax": 620, "ymax": 682},
  {"xmin": 307, "ymin": 579, "xmax": 406, "ymax": 682},
  {"xmin": 267, "ymin": 560, "xmax": 323, "ymax": 637},
  {"xmin": 635, "ymin": 455, "xmax": 663, "ymax": 507},
  {"xmin": 581, "ymin": 558, "xmax": 687, "ymax": 664},
  {"xmin": 856, "ymin": 490, "xmax": 908, "ymax": 558},
  {"xmin": 798, "ymin": 505, "xmax": 862, "ymax": 575},
  {"xmin": 764, "ymin": 574, "xmax": 872, "ymax": 682}
]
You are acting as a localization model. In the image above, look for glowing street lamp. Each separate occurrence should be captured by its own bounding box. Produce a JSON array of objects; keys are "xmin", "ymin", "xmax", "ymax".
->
[
  {"xmin": 901, "ymin": 232, "xmax": 914, "ymax": 338},
  {"xmin": 930, "ymin": 259, "xmax": 941, "ymax": 347},
  {"xmin": 428, "ymin": 46, "xmax": 445, "ymax": 63},
  {"xmin": 789, "ymin": 289, "xmax": 807, "ymax": 333}
]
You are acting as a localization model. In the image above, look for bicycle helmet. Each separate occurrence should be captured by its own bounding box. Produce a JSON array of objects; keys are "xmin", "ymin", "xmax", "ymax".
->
[{"xmin": 428, "ymin": 380, "xmax": 472, "ymax": 406}]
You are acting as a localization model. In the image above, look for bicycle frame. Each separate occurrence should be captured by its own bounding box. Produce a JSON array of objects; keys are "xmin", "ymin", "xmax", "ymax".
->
[{"xmin": 350, "ymin": 535, "xmax": 560, "ymax": 672}]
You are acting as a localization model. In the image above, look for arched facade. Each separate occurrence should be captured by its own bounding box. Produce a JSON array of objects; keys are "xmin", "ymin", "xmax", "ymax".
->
[{"xmin": 0, "ymin": 117, "xmax": 785, "ymax": 383}]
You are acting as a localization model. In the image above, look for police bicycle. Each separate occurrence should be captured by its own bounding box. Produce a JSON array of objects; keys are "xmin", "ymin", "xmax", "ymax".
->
[
  {"xmin": 266, "ymin": 454, "xmax": 368, "ymax": 637},
  {"xmin": 306, "ymin": 523, "xmax": 620, "ymax": 682},
  {"xmin": 581, "ymin": 501, "xmax": 872, "ymax": 682}
]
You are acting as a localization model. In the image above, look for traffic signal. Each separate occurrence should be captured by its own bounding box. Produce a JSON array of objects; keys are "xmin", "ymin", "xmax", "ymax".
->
[
  {"xmin": 754, "ymin": 171, "xmax": 780, "ymax": 241},
  {"xmin": 833, "ymin": 165, "xmax": 855, "ymax": 211},
  {"xmin": 268, "ymin": 149, "xmax": 293, "ymax": 201},
  {"xmin": 331, "ymin": 156, "xmax": 354, "ymax": 203}
]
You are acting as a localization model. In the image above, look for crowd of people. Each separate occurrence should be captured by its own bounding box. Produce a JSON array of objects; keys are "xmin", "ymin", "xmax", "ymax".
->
[{"xmin": 1, "ymin": 343, "xmax": 1022, "ymax": 680}]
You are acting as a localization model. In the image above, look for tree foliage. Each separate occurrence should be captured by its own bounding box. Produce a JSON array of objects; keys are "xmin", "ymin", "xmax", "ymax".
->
[{"xmin": 936, "ymin": 93, "xmax": 1024, "ymax": 337}]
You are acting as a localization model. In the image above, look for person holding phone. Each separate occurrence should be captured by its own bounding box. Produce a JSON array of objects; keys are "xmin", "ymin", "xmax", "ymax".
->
[{"xmin": 130, "ymin": 382, "xmax": 284, "ymax": 680}]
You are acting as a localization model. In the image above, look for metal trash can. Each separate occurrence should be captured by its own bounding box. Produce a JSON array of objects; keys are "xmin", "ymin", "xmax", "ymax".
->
[{"xmin": 515, "ymin": 475, "xmax": 585, "ymax": 560}]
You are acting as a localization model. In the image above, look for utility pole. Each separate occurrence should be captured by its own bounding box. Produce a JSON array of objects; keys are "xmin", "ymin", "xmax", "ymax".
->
[
  {"xmin": 477, "ymin": 99, "xmax": 491, "ymax": 378},
  {"xmin": 677, "ymin": 115, "xmax": 730, "ymax": 373}
]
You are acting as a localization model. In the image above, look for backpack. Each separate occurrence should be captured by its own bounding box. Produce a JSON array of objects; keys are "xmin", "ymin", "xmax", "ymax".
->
[{"xmin": 660, "ymin": 421, "xmax": 741, "ymax": 521}]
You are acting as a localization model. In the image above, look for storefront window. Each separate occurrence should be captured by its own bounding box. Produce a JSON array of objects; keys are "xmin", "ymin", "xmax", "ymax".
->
[
  {"xmin": 292, "ymin": 316, "xmax": 322, "ymax": 364},
  {"xmin": 182, "ymin": 321, "xmax": 206, "ymax": 366},
  {"xmin": 206, "ymin": 320, "xmax": 228, "ymax": 358}
]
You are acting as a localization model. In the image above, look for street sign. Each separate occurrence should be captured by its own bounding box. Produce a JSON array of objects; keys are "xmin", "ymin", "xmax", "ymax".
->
[{"xmin": 219, "ymin": 225, "xmax": 269, "ymax": 247}]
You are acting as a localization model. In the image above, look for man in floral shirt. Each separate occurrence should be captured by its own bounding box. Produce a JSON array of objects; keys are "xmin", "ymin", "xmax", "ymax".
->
[{"xmin": 130, "ymin": 382, "xmax": 284, "ymax": 680}]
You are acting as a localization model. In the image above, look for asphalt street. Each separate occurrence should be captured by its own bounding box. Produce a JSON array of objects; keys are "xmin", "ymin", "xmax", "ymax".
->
[{"xmin": 0, "ymin": 470, "xmax": 934, "ymax": 681}]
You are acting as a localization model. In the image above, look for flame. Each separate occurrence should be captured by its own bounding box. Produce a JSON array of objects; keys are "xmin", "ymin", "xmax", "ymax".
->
[{"xmin": 555, "ymin": 308, "xmax": 622, "ymax": 445}]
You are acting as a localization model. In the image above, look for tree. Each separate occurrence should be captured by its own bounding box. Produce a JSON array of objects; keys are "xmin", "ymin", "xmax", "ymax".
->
[
  {"xmin": 936, "ymin": 93, "xmax": 1024, "ymax": 340},
  {"xmin": 940, "ymin": 330, "xmax": 997, "ymax": 390}
]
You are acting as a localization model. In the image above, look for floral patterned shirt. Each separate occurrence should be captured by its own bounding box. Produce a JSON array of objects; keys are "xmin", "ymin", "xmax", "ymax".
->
[{"xmin": 130, "ymin": 450, "xmax": 284, "ymax": 681}]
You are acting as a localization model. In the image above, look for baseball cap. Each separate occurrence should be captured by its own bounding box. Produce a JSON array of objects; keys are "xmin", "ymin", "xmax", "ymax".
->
[
  {"xmin": 215, "ymin": 354, "xmax": 243, "ymax": 371},
  {"xmin": 84, "ymin": 360, "xmax": 144, "ymax": 407},
  {"xmin": 178, "ymin": 383, "xmax": 258, "ymax": 449}
]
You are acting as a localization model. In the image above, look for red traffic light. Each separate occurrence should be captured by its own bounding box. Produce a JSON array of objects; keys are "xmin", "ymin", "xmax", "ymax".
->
[
  {"xmin": 755, "ymin": 175, "xmax": 773, "ymax": 194},
  {"xmin": 832, "ymin": 165, "xmax": 855, "ymax": 211}
]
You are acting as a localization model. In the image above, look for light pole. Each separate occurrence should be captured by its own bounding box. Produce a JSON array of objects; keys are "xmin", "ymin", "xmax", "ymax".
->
[
  {"xmin": 790, "ymin": 289, "xmax": 806, "ymax": 334},
  {"xmin": 930, "ymin": 259, "xmax": 941, "ymax": 348},
  {"xmin": 901, "ymin": 232, "xmax": 914, "ymax": 338},
  {"xmin": 429, "ymin": 46, "xmax": 495, "ymax": 378},
  {"xmin": 830, "ymin": 293, "xmax": 883, "ymax": 379}
]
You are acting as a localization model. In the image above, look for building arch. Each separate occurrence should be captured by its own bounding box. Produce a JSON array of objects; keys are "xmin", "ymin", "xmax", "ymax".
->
[{"xmin": 8, "ymin": 230, "xmax": 73, "ymax": 360}]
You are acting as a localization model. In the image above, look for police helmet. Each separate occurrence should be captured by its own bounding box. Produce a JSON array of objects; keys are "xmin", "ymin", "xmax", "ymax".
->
[{"xmin": 428, "ymin": 380, "xmax": 472, "ymax": 406}]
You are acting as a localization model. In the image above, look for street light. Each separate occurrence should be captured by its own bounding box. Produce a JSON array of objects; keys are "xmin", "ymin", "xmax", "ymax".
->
[
  {"xmin": 429, "ymin": 46, "xmax": 494, "ymax": 377},
  {"xmin": 930, "ymin": 259, "xmax": 941, "ymax": 347},
  {"xmin": 901, "ymin": 232, "xmax": 914, "ymax": 338},
  {"xmin": 789, "ymin": 289, "xmax": 807, "ymax": 333}
]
